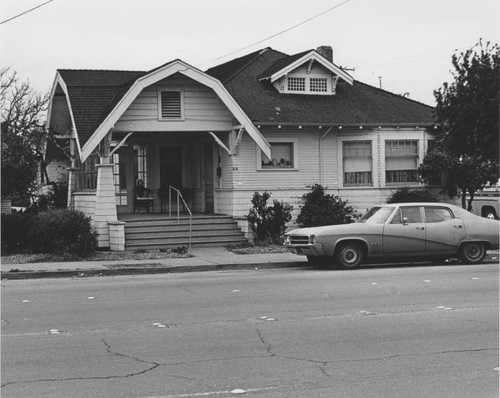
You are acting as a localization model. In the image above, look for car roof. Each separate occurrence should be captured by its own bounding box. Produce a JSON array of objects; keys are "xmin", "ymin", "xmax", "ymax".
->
[{"xmin": 383, "ymin": 202, "xmax": 454, "ymax": 207}]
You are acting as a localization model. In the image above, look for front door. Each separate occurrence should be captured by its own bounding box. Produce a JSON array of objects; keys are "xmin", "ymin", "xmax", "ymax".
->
[
  {"xmin": 202, "ymin": 142, "xmax": 214, "ymax": 214},
  {"xmin": 160, "ymin": 146, "xmax": 183, "ymax": 190}
]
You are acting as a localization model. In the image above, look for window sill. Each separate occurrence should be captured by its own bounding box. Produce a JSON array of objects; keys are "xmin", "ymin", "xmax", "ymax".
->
[
  {"xmin": 158, "ymin": 118, "xmax": 185, "ymax": 122},
  {"xmin": 258, "ymin": 168, "xmax": 299, "ymax": 171}
]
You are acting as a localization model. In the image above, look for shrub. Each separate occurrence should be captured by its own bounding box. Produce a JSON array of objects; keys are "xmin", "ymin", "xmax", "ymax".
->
[
  {"xmin": 29, "ymin": 209, "xmax": 97, "ymax": 257},
  {"xmin": 1, "ymin": 208, "xmax": 97, "ymax": 257},
  {"xmin": 246, "ymin": 191, "xmax": 293, "ymax": 244},
  {"xmin": 1, "ymin": 212, "xmax": 32, "ymax": 254},
  {"xmin": 296, "ymin": 184, "xmax": 357, "ymax": 227},
  {"xmin": 386, "ymin": 187, "xmax": 438, "ymax": 203}
]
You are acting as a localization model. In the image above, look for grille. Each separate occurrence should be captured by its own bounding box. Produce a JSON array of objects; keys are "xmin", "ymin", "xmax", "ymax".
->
[{"xmin": 289, "ymin": 236, "xmax": 311, "ymax": 245}]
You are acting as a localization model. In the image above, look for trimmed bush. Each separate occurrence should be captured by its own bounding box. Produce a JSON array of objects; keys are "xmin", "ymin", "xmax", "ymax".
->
[
  {"xmin": 386, "ymin": 187, "xmax": 438, "ymax": 203},
  {"xmin": 1, "ymin": 208, "xmax": 97, "ymax": 257},
  {"xmin": 296, "ymin": 184, "xmax": 358, "ymax": 227},
  {"xmin": 246, "ymin": 191, "xmax": 293, "ymax": 244}
]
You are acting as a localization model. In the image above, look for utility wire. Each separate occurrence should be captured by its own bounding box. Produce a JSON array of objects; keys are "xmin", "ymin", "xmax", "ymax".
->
[
  {"xmin": 1, "ymin": 0, "xmax": 55, "ymax": 25},
  {"xmin": 200, "ymin": 0, "xmax": 352, "ymax": 66}
]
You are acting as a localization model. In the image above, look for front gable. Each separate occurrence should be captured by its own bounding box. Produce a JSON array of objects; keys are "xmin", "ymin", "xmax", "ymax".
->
[
  {"xmin": 83, "ymin": 60, "xmax": 271, "ymax": 161},
  {"xmin": 115, "ymin": 72, "xmax": 235, "ymax": 132}
]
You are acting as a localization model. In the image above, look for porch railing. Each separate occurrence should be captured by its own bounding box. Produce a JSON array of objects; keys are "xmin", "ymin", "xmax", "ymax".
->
[{"xmin": 169, "ymin": 186, "xmax": 192, "ymax": 248}]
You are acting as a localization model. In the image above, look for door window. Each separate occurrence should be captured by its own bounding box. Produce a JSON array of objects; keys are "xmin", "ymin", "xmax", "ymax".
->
[
  {"xmin": 392, "ymin": 207, "xmax": 422, "ymax": 223},
  {"xmin": 424, "ymin": 207, "xmax": 453, "ymax": 223}
]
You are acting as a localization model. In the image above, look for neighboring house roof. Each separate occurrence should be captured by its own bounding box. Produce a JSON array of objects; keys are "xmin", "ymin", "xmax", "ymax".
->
[
  {"xmin": 57, "ymin": 69, "xmax": 145, "ymax": 149},
  {"xmin": 206, "ymin": 47, "xmax": 435, "ymax": 126}
]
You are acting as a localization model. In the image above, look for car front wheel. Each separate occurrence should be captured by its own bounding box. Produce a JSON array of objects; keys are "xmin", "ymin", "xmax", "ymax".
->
[
  {"xmin": 335, "ymin": 242, "xmax": 364, "ymax": 269},
  {"xmin": 459, "ymin": 242, "xmax": 486, "ymax": 264}
]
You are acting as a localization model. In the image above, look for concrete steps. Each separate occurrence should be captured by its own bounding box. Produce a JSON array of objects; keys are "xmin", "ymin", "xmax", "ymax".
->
[{"xmin": 123, "ymin": 215, "xmax": 247, "ymax": 250}]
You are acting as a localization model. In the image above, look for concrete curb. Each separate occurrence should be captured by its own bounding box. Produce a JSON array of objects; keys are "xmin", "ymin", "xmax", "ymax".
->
[{"xmin": 1, "ymin": 261, "xmax": 309, "ymax": 280}]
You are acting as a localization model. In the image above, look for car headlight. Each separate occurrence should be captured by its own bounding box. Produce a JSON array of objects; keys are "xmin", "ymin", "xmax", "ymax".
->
[
  {"xmin": 309, "ymin": 235, "xmax": 316, "ymax": 244},
  {"xmin": 284, "ymin": 235, "xmax": 291, "ymax": 245}
]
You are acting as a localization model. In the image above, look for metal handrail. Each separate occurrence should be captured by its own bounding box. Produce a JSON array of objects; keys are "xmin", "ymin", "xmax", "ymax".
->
[{"xmin": 168, "ymin": 186, "xmax": 192, "ymax": 248}]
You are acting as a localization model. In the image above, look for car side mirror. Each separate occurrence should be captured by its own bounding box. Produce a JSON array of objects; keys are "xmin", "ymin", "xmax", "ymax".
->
[{"xmin": 402, "ymin": 217, "xmax": 409, "ymax": 225}]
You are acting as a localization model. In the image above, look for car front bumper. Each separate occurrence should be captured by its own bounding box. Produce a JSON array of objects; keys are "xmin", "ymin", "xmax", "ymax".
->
[{"xmin": 285, "ymin": 243, "xmax": 326, "ymax": 257}]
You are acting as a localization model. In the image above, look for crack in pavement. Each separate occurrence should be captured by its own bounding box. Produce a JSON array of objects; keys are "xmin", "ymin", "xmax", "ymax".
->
[
  {"xmin": 253, "ymin": 328, "xmax": 497, "ymax": 380},
  {"xmin": 1, "ymin": 336, "xmax": 194, "ymax": 389},
  {"xmin": 255, "ymin": 328, "xmax": 276, "ymax": 357}
]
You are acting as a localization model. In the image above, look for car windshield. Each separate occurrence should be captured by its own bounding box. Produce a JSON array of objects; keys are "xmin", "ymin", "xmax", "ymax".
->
[{"xmin": 359, "ymin": 206, "xmax": 395, "ymax": 224}]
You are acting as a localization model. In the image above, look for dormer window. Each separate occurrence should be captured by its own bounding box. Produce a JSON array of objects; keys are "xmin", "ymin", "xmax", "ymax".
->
[
  {"xmin": 284, "ymin": 74, "xmax": 336, "ymax": 95},
  {"xmin": 259, "ymin": 48, "xmax": 353, "ymax": 96},
  {"xmin": 310, "ymin": 77, "xmax": 328, "ymax": 92},
  {"xmin": 287, "ymin": 77, "xmax": 306, "ymax": 92}
]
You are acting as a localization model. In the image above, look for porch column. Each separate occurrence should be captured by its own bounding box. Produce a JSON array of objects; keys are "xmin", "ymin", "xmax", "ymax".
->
[{"xmin": 93, "ymin": 160, "xmax": 117, "ymax": 248}]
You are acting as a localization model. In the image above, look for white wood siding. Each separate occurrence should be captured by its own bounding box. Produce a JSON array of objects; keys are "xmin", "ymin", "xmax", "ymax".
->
[
  {"xmin": 115, "ymin": 73, "xmax": 234, "ymax": 132},
  {"xmin": 214, "ymin": 127, "xmax": 437, "ymax": 224}
]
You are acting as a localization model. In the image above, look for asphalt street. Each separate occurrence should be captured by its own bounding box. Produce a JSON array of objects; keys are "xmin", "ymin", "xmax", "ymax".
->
[{"xmin": 1, "ymin": 263, "xmax": 499, "ymax": 398}]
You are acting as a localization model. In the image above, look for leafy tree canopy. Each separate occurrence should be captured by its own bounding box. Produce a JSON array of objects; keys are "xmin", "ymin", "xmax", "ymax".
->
[
  {"xmin": 418, "ymin": 39, "xmax": 499, "ymax": 210},
  {"xmin": 1, "ymin": 68, "xmax": 50, "ymax": 198}
]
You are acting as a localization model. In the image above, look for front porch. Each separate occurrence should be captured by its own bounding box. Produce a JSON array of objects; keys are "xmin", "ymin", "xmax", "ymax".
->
[{"xmin": 118, "ymin": 213, "xmax": 248, "ymax": 250}]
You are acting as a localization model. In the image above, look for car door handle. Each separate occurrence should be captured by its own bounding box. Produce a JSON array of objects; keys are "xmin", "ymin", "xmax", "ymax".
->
[
  {"xmin": 454, "ymin": 225, "xmax": 462, "ymax": 228},
  {"xmin": 416, "ymin": 227, "xmax": 425, "ymax": 230}
]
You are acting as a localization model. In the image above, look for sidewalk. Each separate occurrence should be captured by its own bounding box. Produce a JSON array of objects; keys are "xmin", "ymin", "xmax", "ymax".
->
[
  {"xmin": 1, "ymin": 248, "xmax": 498, "ymax": 280},
  {"xmin": 1, "ymin": 247, "xmax": 308, "ymax": 279}
]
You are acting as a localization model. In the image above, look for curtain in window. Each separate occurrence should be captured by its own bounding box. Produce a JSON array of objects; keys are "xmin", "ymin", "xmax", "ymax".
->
[{"xmin": 343, "ymin": 141, "xmax": 372, "ymax": 185}]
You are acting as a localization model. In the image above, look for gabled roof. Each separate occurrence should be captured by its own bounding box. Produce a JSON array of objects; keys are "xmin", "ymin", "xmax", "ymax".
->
[
  {"xmin": 50, "ymin": 61, "xmax": 271, "ymax": 161},
  {"xmin": 206, "ymin": 48, "xmax": 434, "ymax": 126}
]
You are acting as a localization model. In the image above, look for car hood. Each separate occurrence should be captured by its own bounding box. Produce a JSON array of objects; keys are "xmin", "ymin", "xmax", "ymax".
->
[{"xmin": 287, "ymin": 223, "xmax": 369, "ymax": 236}]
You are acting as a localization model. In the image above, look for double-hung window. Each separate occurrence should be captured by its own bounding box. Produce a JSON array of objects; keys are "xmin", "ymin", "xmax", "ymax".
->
[
  {"xmin": 385, "ymin": 140, "xmax": 418, "ymax": 184},
  {"xmin": 343, "ymin": 141, "xmax": 373, "ymax": 186}
]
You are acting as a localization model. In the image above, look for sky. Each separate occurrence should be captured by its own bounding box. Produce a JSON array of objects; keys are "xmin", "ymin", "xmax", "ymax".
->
[{"xmin": 1, "ymin": 0, "xmax": 499, "ymax": 106}]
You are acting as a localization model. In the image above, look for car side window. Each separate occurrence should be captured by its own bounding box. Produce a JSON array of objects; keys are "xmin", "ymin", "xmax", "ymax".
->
[
  {"xmin": 391, "ymin": 207, "xmax": 422, "ymax": 224},
  {"xmin": 424, "ymin": 207, "xmax": 453, "ymax": 223}
]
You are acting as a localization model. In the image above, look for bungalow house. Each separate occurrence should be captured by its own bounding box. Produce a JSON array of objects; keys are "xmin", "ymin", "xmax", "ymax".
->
[{"xmin": 46, "ymin": 46, "xmax": 436, "ymax": 250}]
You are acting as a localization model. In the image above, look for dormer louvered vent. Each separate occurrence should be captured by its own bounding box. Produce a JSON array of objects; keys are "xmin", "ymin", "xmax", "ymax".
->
[{"xmin": 159, "ymin": 90, "xmax": 183, "ymax": 119}]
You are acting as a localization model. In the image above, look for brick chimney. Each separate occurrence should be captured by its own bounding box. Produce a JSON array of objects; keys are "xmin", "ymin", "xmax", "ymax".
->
[{"xmin": 316, "ymin": 46, "xmax": 333, "ymax": 62}]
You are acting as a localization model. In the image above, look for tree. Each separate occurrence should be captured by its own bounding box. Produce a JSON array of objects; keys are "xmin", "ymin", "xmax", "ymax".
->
[
  {"xmin": 418, "ymin": 40, "xmax": 499, "ymax": 210},
  {"xmin": 1, "ymin": 68, "xmax": 50, "ymax": 199}
]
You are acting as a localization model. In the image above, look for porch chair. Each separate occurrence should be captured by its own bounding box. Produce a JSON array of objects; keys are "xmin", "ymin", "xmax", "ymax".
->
[{"xmin": 134, "ymin": 180, "xmax": 155, "ymax": 213}]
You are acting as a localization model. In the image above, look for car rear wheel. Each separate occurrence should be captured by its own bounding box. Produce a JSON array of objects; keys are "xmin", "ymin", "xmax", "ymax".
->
[
  {"xmin": 335, "ymin": 242, "xmax": 364, "ymax": 269},
  {"xmin": 459, "ymin": 242, "xmax": 486, "ymax": 264}
]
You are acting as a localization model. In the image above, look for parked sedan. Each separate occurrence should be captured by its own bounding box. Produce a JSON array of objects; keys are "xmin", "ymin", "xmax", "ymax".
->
[{"xmin": 284, "ymin": 202, "xmax": 499, "ymax": 268}]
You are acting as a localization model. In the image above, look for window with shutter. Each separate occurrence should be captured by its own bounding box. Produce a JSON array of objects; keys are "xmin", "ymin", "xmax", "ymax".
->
[{"xmin": 159, "ymin": 90, "xmax": 183, "ymax": 119}]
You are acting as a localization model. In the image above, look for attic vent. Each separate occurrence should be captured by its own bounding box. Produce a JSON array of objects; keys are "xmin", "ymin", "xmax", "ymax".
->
[{"xmin": 160, "ymin": 91, "xmax": 183, "ymax": 119}]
